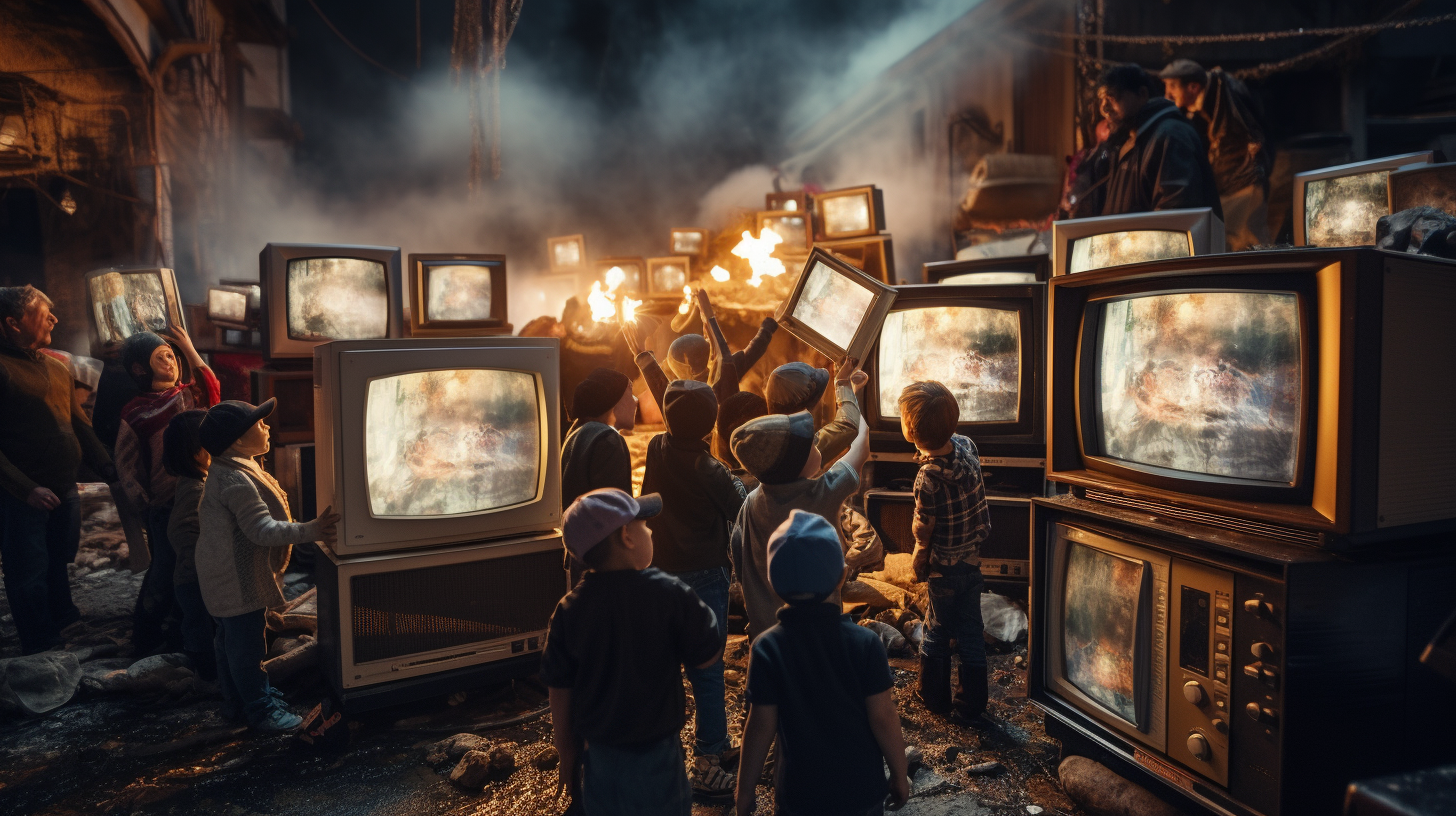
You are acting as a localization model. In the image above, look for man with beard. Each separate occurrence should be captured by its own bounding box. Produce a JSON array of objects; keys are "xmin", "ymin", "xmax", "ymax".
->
[{"xmin": 1095, "ymin": 65, "xmax": 1222, "ymax": 218}]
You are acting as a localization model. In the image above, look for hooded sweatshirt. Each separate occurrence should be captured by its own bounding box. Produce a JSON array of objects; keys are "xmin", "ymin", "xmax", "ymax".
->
[
  {"xmin": 913, "ymin": 434, "xmax": 991, "ymax": 568},
  {"xmin": 1101, "ymin": 96, "xmax": 1222, "ymax": 218}
]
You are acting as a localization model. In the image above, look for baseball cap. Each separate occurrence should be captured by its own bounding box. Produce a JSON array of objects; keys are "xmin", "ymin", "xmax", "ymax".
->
[
  {"xmin": 764, "ymin": 362, "xmax": 829, "ymax": 414},
  {"xmin": 730, "ymin": 411, "xmax": 816, "ymax": 485},
  {"xmin": 1158, "ymin": 59, "xmax": 1207, "ymax": 82},
  {"xmin": 200, "ymin": 399, "xmax": 276, "ymax": 456},
  {"xmin": 562, "ymin": 488, "xmax": 663, "ymax": 561},
  {"xmin": 768, "ymin": 510, "xmax": 845, "ymax": 604}
]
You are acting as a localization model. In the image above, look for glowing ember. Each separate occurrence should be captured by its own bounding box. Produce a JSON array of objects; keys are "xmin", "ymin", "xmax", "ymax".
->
[
  {"xmin": 677, "ymin": 285, "xmax": 693, "ymax": 315},
  {"xmin": 733, "ymin": 228, "xmax": 786, "ymax": 288},
  {"xmin": 604, "ymin": 266, "xmax": 627, "ymax": 291},
  {"xmin": 587, "ymin": 280, "xmax": 617, "ymax": 322},
  {"xmin": 710, "ymin": 265, "xmax": 731, "ymax": 282},
  {"xmin": 621, "ymin": 294, "xmax": 642, "ymax": 324},
  {"xmin": 588, "ymin": 265, "xmax": 637, "ymax": 323}
]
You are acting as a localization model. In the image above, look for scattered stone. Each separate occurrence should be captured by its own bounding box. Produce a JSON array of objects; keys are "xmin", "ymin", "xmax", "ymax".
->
[
  {"xmin": 905, "ymin": 744, "xmax": 924, "ymax": 767},
  {"xmin": 1059, "ymin": 755, "xmax": 1183, "ymax": 816},
  {"xmin": 1027, "ymin": 807, "xmax": 1043, "ymax": 815},
  {"xmin": 0, "ymin": 651, "xmax": 83, "ymax": 714},
  {"xmin": 909, "ymin": 765, "xmax": 955, "ymax": 797},
  {"xmin": 427, "ymin": 733, "xmax": 490, "ymax": 764},
  {"xmin": 723, "ymin": 669, "xmax": 744, "ymax": 686},
  {"xmin": 1013, "ymin": 655, "xmax": 1025, "ymax": 666},
  {"xmin": 964, "ymin": 760, "xmax": 1001, "ymax": 775},
  {"xmin": 532, "ymin": 746, "xmax": 559, "ymax": 770},
  {"xmin": 450, "ymin": 744, "xmax": 517, "ymax": 789},
  {"xmin": 859, "ymin": 619, "xmax": 907, "ymax": 653}
]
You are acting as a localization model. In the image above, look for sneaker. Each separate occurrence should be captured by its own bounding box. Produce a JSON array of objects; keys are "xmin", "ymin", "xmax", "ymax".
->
[
  {"xmin": 690, "ymin": 754, "xmax": 736, "ymax": 800},
  {"xmin": 253, "ymin": 705, "xmax": 303, "ymax": 733}
]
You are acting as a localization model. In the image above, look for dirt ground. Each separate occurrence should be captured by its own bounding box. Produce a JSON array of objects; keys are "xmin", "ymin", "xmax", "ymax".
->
[{"xmin": 0, "ymin": 451, "xmax": 1080, "ymax": 816}]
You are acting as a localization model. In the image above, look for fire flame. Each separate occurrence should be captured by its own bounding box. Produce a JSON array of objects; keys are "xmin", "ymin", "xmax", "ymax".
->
[
  {"xmin": 733, "ymin": 228, "xmax": 786, "ymax": 287},
  {"xmin": 677, "ymin": 285, "xmax": 693, "ymax": 315},
  {"xmin": 710, "ymin": 265, "xmax": 731, "ymax": 282},
  {"xmin": 587, "ymin": 281, "xmax": 617, "ymax": 322},
  {"xmin": 621, "ymin": 294, "xmax": 642, "ymax": 324},
  {"xmin": 589, "ymin": 265, "xmax": 636, "ymax": 323},
  {"xmin": 604, "ymin": 266, "xmax": 626, "ymax": 291}
]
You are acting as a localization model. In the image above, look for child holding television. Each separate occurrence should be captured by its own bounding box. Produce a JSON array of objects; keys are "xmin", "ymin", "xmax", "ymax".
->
[
  {"xmin": 735, "ymin": 510, "xmax": 910, "ymax": 816},
  {"xmin": 729, "ymin": 409, "xmax": 870, "ymax": 642},
  {"xmin": 560, "ymin": 367, "xmax": 637, "ymax": 587},
  {"xmin": 195, "ymin": 399, "xmax": 339, "ymax": 732},
  {"xmin": 900, "ymin": 381, "xmax": 992, "ymax": 721},
  {"xmin": 638, "ymin": 379, "xmax": 747, "ymax": 799},
  {"xmin": 543, "ymin": 488, "xmax": 722, "ymax": 816},
  {"xmin": 115, "ymin": 328, "xmax": 220, "ymax": 655},
  {"xmin": 160, "ymin": 409, "xmax": 215, "ymax": 679}
]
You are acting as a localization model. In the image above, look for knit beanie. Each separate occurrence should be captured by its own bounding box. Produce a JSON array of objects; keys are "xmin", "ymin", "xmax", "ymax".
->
[
  {"xmin": 768, "ymin": 510, "xmax": 845, "ymax": 604},
  {"xmin": 714, "ymin": 391, "xmax": 768, "ymax": 466},
  {"xmin": 765, "ymin": 361, "xmax": 830, "ymax": 414},
  {"xmin": 730, "ymin": 411, "xmax": 816, "ymax": 485},
  {"xmin": 571, "ymin": 367, "xmax": 631, "ymax": 421},
  {"xmin": 667, "ymin": 334, "xmax": 710, "ymax": 382},
  {"xmin": 663, "ymin": 379, "xmax": 717, "ymax": 441},
  {"xmin": 120, "ymin": 331, "xmax": 168, "ymax": 390}
]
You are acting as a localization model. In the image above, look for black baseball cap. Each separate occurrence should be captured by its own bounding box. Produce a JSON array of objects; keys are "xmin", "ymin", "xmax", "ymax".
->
[{"xmin": 200, "ymin": 398, "xmax": 276, "ymax": 455}]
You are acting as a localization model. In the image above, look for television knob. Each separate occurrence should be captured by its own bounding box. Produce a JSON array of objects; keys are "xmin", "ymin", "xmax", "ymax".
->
[
  {"xmin": 1187, "ymin": 733, "xmax": 1212, "ymax": 761},
  {"xmin": 1182, "ymin": 681, "xmax": 1206, "ymax": 705},
  {"xmin": 1245, "ymin": 703, "xmax": 1278, "ymax": 724},
  {"xmin": 1251, "ymin": 642, "xmax": 1275, "ymax": 660},
  {"xmin": 1243, "ymin": 599, "xmax": 1272, "ymax": 616},
  {"xmin": 1212, "ymin": 717, "xmax": 1229, "ymax": 735}
]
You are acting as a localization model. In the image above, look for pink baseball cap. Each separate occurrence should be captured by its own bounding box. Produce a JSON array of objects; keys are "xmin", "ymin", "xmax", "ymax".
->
[{"xmin": 562, "ymin": 488, "xmax": 662, "ymax": 560}]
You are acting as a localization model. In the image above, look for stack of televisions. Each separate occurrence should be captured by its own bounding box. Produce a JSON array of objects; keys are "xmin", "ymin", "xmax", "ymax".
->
[
  {"xmin": 543, "ymin": 232, "xmax": 708, "ymax": 304},
  {"xmin": 845, "ymin": 152, "xmax": 1455, "ymax": 816},
  {"xmin": 764, "ymin": 186, "xmax": 897, "ymax": 283}
]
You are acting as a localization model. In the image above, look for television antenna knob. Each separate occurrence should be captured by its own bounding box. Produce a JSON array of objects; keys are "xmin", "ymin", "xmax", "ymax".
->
[{"xmin": 1186, "ymin": 733, "xmax": 1212, "ymax": 761}]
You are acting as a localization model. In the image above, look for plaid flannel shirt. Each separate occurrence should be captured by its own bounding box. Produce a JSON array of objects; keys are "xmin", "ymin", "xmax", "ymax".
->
[{"xmin": 912, "ymin": 434, "xmax": 991, "ymax": 567}]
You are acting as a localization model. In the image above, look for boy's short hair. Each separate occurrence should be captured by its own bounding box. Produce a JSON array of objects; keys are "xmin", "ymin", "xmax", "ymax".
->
[
  {"xmin": 162, "ymin": 409, "xmax": 208, "ymax": 480},
  {"xmin": 580, "ymin": 527, "xmax": 625, "ymax": 571},
  {"xmin": 899, "ymin": 381, "xmax": 958, "ymax": 450},
  {"xmin": 1098, "ymin": 64, "xmax": 1160, "ymax": 98}
]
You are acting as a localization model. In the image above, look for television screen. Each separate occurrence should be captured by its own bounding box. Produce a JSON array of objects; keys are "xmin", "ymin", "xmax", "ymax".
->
[
  {"xmin": 208, "ymin": 288, "xmax": 250, "ymax": 325},
  {"xmin": 940, "ymin": 271, "xmax": 1040, "ymax": 286},
  {"xmin": 761, "ymin": 214, "xmax": 809, "ymax": 251},
  {"xmin": 221, "ymin": 280, "xmax": 262, "ymax": 311},
  {"xmin": 877, "ymin": 306, "xmax": 1021, "ymax": 422},
  {"xmin": 1389, "ymin": 163, "xmax": 1456, "ymax": 216},
  {"xmin": 88, "ymin": 271, "xmax": 170, "ymax": 343},
  {"xmin": 671, "ymin": 229, "xmax": 706, "ymax": 256},
  {"xmin": 551, "ymin": 238, "xmax": 582, "ymax": 268},
  {"xmin": 364, "ymin": 368, "xmax": 541, "ymax": 517},
  {"xmin": 792, "ymin": 260, "xmax": 874, "ymax": 350},
  {"xmin": 287, "ymin": 258, "xmax": 389, "ymax": 341},
  {"xmin": 650, "ymin": 261, "xmax": 687, "ymax": 292},
  {"xmin": 1062, "ymin": 541, "xmax": 1145, "ymax": 726},
  {"xmin": 426, "ymin": 264, "xmax": 494, "ymax": 322},
  {"xmin": 1096, "ymin": 291, "xmax": 1302, "ymax": 483},
  {"xmin": 1068, "ymin": 231, "xmax": 1190, "ymax": 274},
  {"xmin": 1304, "ymin": 171, "xmax": 1389, "ymax": 246},
  {"xmin": 822, "ymin": 194, "xmax": 871, "ymax": 236}
]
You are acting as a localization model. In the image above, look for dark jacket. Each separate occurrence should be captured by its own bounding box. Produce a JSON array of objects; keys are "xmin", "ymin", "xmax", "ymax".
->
[
  {"xmin": 0, "ymin": 341, "xmax": 113, "ymax": 501},
  {"xmin": 1187, "ymin": 69, "xmax": 1269, "ymax": 196},
  {"xmin": 1102, "ymin": 97, "xmax": 1222, "ymax": 218},
  {"xmin": 640, "ymin": 432, "xmax": 746, "ymax": 574},
  {"xmin": 705, "ymin": 316, "xmax": 777, "ymax": 404},
  {"xmin": 560, "ymin": 419, "xmax": 632, "ymax": 511}
]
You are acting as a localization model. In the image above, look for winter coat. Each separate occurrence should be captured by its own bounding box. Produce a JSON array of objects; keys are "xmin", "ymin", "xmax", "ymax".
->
[{"xmin": 1101, "ymin": 97, "xmax": 1222, "ymax": 218}]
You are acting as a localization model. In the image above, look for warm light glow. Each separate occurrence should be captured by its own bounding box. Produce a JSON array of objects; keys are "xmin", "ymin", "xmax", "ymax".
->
[
  {"xmin": 588, "ymin": 265, "xmax": 636, "ymax": 323},
  {"xmin": 710, "ymin": 265, "xmax": 731, "ymax": 282},
  {"xmin": 587, "ymin": 280, "xmax": 617, "ymax": 322},
  {"xmin": 784, "ymin": 199, "xmax": 798, "ymax": 211},
  {"xmin": 620, "ymin": 294, "xmax": 642, "ymax": 324},
  {"xmin": 733, "ymin": 228, "xmax": 786, "ymax": 287},
  {"xmin": 604, "ymin": 266, "xmax": 627, "ymax": 292},
  {"xmin": 677, "ymin": 285, "xmax": 693, "ymax": 314}
]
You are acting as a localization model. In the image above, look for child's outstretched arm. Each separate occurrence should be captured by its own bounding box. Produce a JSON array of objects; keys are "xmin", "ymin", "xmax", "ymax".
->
[
  {"xmin": 622, "ymin": 322, "xmax": 669, "ymax": 412},
  {"xmin": 735, "ymin": 703, "xmax": 778, "ymax": 816},
  {"xmin": 866, "ymin": 689, "xmax": 911, "ymax": 806}
]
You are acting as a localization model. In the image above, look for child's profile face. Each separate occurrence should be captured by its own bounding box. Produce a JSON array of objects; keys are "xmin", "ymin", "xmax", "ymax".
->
[
  {"xmin": 621, "ymin": 519, "xmax": 653, "ymax": 569},
  {"xmin": 611, "ymin": 386, "xmax": 638, "ymax": 431}
]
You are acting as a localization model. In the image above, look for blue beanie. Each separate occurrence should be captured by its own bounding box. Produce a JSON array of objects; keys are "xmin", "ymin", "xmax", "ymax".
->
[{"xmin": 767, "ymin": 510, "xmax": 844, "ymax": 604}]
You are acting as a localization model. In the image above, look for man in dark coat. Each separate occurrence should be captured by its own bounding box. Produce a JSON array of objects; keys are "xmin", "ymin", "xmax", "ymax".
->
[{"xmin": 1096, "ymin": 65, "xmax": 1222, "ymax": 219}]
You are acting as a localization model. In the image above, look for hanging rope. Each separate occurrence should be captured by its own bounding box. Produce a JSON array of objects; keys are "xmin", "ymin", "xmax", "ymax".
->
[
  {"xmin": 453, "ymin": 0, "xmax": 524, "ymax": 193},
  {"xmin": 1028, "ymin": 10, "xmax": 1456, "ymax": 46}
]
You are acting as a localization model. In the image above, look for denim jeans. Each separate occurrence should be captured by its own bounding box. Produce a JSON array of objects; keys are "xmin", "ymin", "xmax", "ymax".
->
[
  {"xmin": 0, "ymin": 488, "xmax": 81, "ymax": 654},
  {"xmin": 920, "ymin": 568, "xmax": 987, "ymax": 670},
  {"xmin": 583, "ymin": 734, "xmax": 692, "ymax": 816},
  {"xmin": 214, "ymin": 609, "xmax": 280, "ymax": 723},
  {"xmin": 673, "ymin": 566, "xmax": 730, "ymax": 756},
  {"xmin": 132, "ymin": 505, "xmax": 179, "ymax": 652},
  {"xmin": 174, "ymin": 581, "xmax": 215, "ymax": 669}
]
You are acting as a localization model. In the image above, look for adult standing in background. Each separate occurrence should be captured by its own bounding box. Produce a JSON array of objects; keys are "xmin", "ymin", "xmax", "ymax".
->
[
  {"xmin": 0, "ymin": 285, "xmax": 115, "ymax": 655},
  {"xmin": 1160, "ymin": 59, "xmax": 1271, "ymax": 250},
  {"xmin": 1096, "ymin": 65, "xmax": 1222, "ymax": 218}
]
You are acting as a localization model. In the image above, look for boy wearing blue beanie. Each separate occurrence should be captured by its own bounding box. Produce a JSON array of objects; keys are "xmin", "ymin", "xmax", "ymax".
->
[{"xmin": 735, "ymin": 510, "xmax": 910, "ymax": 816}]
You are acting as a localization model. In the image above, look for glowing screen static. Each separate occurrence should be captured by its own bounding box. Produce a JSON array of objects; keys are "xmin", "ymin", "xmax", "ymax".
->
[
  {"xmin": 209, "ymin": 289, "xmax": 249, "ymax": 323},
  {"xmin": 1304, "ymin": 171, "xmax": 1388, "ymax": 247},
  {"xmin": 1063, "ymin": 542, "xmax": 1144, "ymax": 726},
  {"xmin": 877, "ymin": 307, "xmax": 1021, "ymax": 423},
  {"xmin": 552, "ymin": 239, "xmax": 582, "ymax": 268},
  {"xmin": 427, "ymin": 264, "xmax": 494, "ymax": 322},
  {"xmin": 287, "ymin": 258, "xmax": 388, "ymax": 341},
  {"xmin": 672, "ymin": 232, "xmax": 704, "ymax": 255},
  {"xmin": 1068, "ymin": 231, "xmax": 1190, "ymax": 274},
  {"xmin": 1097, "ymin": 292, "xmax": 1301, "ymax": 483},
  {"xmin": 652, "ymin": 264, "xmax": 686, "ymax": 292},
  {"xmin": 365, "ymin": 369, "xmax": 541, "ymax": 517},
  {"xmin": 764, "ymin": 216, "xmax": 808, "ymax": 250},
  {"xmin": 940, "ymin": 271, "xmax": 1040, "ymax": 286},
  {"xmin": 822, "ymin": 194, "xmax": 871, "ymax": 235},
  {"xmin": 791, "ymin": 261, "xmax": 874, "ymax": 351},
  {"xmin": 89, "ymin": 272, "xmax": 169, "ymax": 344}
]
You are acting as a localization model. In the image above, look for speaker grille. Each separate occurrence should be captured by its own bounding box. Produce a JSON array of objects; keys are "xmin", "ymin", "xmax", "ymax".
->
[{"xmin": 350, "ymin": 547, "xmax": 563, "ymax": 664}]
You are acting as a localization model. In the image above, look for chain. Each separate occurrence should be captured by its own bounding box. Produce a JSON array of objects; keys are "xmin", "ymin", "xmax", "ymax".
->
[{"xmin": 1028, "ymin": 11, "xmax": 1456, "ymax": 46}]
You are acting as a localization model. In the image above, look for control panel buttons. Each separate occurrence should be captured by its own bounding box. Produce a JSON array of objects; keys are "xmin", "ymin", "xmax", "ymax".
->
[
  {"xmin": 1187, "ymin": 732, "xmax": 1212, "ymax": 761},
  {"xmin": 1245, "ymin": 703, "xmax": 1278, "ymax": 724},
  {"xmin": 1213, "ymin": 693, "xmax": 1228, "ymax": 713},
  {"xmin": 1261, "ymin": 665, "xmax": 1278, "ymax": 684},
  {"xmin": 1183, "ymin": 681, "xmax": 1206, "ymax": 705},
  {"xmin": 1212, "ymin": 717, "xmax": 1229, "ymax": 735},
  {"xmin": 1215, "ymin": 639, "xmax": 1230, "ymax": 655},
  {"xmin": 1243, "ymin": 599, "xmax": 1274, "ymax": 617},
  {"xmin": 1251, "ymin": 642, "xmax": 1275, "ymax": 660}
]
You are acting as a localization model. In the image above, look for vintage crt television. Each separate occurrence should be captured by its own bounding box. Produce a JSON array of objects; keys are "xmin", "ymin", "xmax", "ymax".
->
[
  {"xmin": 259, "ymin": 243, "xmax": 404, "ymax": 362},
  {"xmin": 594, "ymin": 257, "xmax": 644, "ymax": 294},
  {"xmin": 1387, "ymin": 161, "xmax": 1456, "ymax": 217},
  {"xmin": 757, "ymin": 210, "xmax": 812, "ymax": 254},
  {"xmin": 669, "ymin": 228, "xmax": 709, "ymax": 258},
  {"xmin": 817, "ymin": 235, "xmax": 896, "ymax": 284},
  {"xmin": 865, "ymin": 282, "xmax": 1044, "ymax": 460},
  {"xmin": 275, "ymin": 442, "xmax": 317, "ymax": 522},
  {"xmin": 1293, "ymin": 152, "xmax": 1434, "ymax": 247},
  {"xmin": 83, "ymin": 266, "xmax": 188, "ymax": 347},
  {"xmin": 776, "ymin": 248, "xmax": 897, "ymax": 365},
  {"xmin": 207, "ymin": 285, "xmax": 257, "ymax": 331},
  {"xmin": 814, "ymin": 185, "xmax": 886, "ymax": 240},
  {"xmin": 1045, "ymin": 247, "xmax": 1456, "ymax": 549},
  {"xmin": 546, "ymin": 234, "xmax": 586, "ymax": 271},
  {"xmin": 314, "ymin": 336, "xmax": 562, "ymax": 556},
  {"xmin": 219, "ymin": 278, "xmax": 262, "ymax": 313},
  {"xmin": 645, "ymin": 256, "xmax": 691, "ymax": 294},
  {"xmin": 1051, "ymin": 208, "xmax": 1224, "ymax": 277},
  {"xmin": 252, "ymin": 368, "xmax": 314, "ymax": 446},
  {"xmin": 407, "ymin": 253, "xmax": 510, "ymax": 337},
  {"xmin": 1029, "ymin": 496, "xmax": 1456, "ymax": 816},
  {"xmin": 766, "ymin": 190, "xmax": 811, "ymax": 213},
  {"xmin": 923, "ymin": 253, "xmax": 1050, "ymax": 285},
  {"xmin": 316, "ymin": 529, "xmax": 562, "ymax": 706}
]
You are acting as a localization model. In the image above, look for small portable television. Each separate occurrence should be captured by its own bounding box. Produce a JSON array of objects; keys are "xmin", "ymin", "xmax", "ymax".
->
[
  {"xmin": 766, "ymin": 190, "xmax": 811, "ymax": 213},
  {"xmin": 814, "ymin": 185, "xmax": 886, "ymax": 240},
  {"xmin": 83, "ymin": 266, "xmax": 188, "ymax": 347},
  {"xmin": 816, "ymin": 235, "xmax": 896, "ymax": 283},
  {"xmin": 1293, "ymin": 151, "xmax": 1434, "ymax": 246},
  {"xmin": 219, "ymin": 278, "xmax": 263, "ymax": 312},
  {"xmin": 593, "ymin": 257, "xmax": 645, "ymax": 293},
  {"xmin": 669, "ymin": 228, "xmax": 709, "ymax": 258},
  {"xmin": 1051, "ymin": 208, "xmax": 1224, "ymax": 276},
  {"xmin": 207, "ymin": 286, "xmax": 256, "ymax": 331},
  {"xmin": 258, "ymin": 243, "xmax": 404, "ymax": 362},
  {"xmin": 251, "ymin": 368, "xmax": 314, "ymax": 446},
  {"xmin": 407, "ymin": 253, "xmax": 510, "ymax": 337},
  {"xmin": 645, "ymin": 256, "xmax": 691, "ymax": 294},
  {"xmin": 776, "ymin": 247, "xmax": 897, "ymax": 365},
  {"xmin": 922, "ymin": 253, "xmax": 1050, "ymax": 285},
  {"xmin": 757, "ymin": 210, "xmax": 812, "ymax": 254},
  {"xmin": 1387, "ymin": 161, "xmax": 1456, "ymax": 217},
  {"xmin": 546, "ymin": 234, "xmax": 586, "ymax": 271},
  {"xmin": 313, "ymin": 336, "xmax": 562, "ymax": 556},
  {"xmin": 1044, "ymin": 246, "xmax": 1456, "ymax": 547}
]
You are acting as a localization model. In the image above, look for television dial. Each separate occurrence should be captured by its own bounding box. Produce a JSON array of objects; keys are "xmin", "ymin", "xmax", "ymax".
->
[
  {"xmin": 1245, "ymin": 703, "xmax": 1278, "ymax": 724},
  {"xmin": 1186, "ymin": 732, "xmax": 1212, "ymax": 761},
  {"xmin": 1250, "ymin": 642, "xmax": 1275, "ymax": 660},
  {"xmin": 1243, "ymin": 599, "xmax": 1274, "ymax": 617},
  {"xmin": 1212, "ymin": 717, "xmax": 1229, "ymax": 735},
  {"xmin": 1182, "ymin": 681, "xmax": 1206, "ymax": 705}
]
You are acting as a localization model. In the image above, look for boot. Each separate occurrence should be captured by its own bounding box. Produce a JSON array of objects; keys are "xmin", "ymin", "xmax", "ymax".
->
[
  {"xmin": 915, "ymin": 655, "xmax": 952, "ymax": 715},
  {"xmin": 954, "ymin": 662, "xmax": 989, "ymax": 720}
]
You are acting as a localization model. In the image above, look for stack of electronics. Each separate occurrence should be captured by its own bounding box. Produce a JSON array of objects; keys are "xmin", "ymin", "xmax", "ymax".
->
[
  {"xmin": 792, "ymin": 185, "xmax": 898, "ymax": 284},
  {"xmin": 1024, "ymin": 149, "xmax": 1456, "ymax": 816}
]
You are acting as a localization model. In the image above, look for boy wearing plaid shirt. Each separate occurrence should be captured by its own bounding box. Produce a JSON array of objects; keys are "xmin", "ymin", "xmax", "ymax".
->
[{"xmin": 900, "ymin": 381, "xmax": 992, "ymax": 720}]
